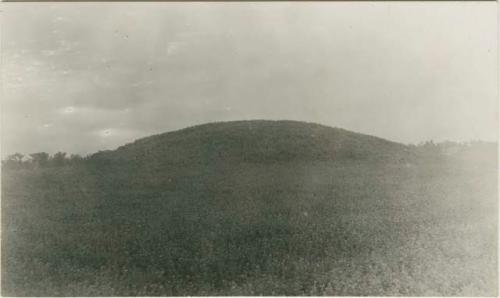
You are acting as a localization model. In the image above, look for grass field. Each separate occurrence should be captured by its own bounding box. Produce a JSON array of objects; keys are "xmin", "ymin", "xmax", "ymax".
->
[{"xmin": 1, "ymin": 121, "xmax": 497, "ymax": 296}]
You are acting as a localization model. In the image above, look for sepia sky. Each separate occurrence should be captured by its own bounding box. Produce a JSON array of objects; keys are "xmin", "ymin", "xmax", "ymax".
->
[{"xmin": 1, "ymin": 2, "xmax": 497, "ymax": 157}]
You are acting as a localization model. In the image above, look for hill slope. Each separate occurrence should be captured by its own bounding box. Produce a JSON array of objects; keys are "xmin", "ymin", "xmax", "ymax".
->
[
  {"xmin": 2, "ymin": 120, "xmax": 497, "ymax": 296},
  {"xmin": 90, "ymin": 120, "xmax": 411, "ymax": 166}
]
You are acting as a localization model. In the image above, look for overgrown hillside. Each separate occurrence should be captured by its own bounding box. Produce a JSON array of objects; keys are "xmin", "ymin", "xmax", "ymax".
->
[
  {"xmin": 2, "ymin": 120, "xmax": 497, "ymax": 296},
  {"xmin": 91, "ymin": 120, "xmax": 412, "ymax": 164}
]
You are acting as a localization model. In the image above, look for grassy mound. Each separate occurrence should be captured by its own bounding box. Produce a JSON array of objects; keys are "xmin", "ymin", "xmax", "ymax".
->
[{"xmin": 2, "ymin": 121, "xmax": 497, "ymax": 296}]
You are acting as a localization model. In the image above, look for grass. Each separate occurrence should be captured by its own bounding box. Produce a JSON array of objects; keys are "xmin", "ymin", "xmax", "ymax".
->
[{"xmin": 2, "ymin": 158, "xmax": 496, "ymax": 296}]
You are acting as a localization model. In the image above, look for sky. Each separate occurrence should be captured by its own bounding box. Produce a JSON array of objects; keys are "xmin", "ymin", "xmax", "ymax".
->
[{"xmin": 1, "ymin": 2, "xmax": 498, "ymax": 157}]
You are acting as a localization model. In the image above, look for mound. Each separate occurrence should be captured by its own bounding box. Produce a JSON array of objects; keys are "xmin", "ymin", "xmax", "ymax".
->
[
  {"xmin": 2, "ymin": 120, "xmax": 496, "ymax": 296},
  {"xmin": 90, "ymin": 120, "xmax": 411, "ymax": 167}
]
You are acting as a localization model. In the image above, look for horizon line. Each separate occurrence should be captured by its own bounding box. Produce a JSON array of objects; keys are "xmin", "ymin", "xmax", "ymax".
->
[{"xmin": 1, "ymin": 119, "xmax": 497, "ymax": 159}]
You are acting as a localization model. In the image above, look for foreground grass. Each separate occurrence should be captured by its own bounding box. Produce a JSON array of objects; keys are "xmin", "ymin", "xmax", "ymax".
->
[{"xmin": 2, "ymin": 156, "xmax": 497, "ymax": 296}]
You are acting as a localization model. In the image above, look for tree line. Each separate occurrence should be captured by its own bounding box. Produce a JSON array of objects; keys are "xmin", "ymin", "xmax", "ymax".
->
[
  {"xmin": 1, "ymin": 140, "xmax": 494, "ymax": 170},
  {"xmin": 1, "ymin": 152, "xmax": 87, "ymax": 169}
]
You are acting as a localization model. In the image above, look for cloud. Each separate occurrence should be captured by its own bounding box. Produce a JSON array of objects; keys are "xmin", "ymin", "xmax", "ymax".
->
[
  {"xmin": 166, "ymin": 41, "xmax": 185, "ymax": 56},
  {"xmin": 59, "ymin": 106, "xmax": 75, "ymax": 115}
]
